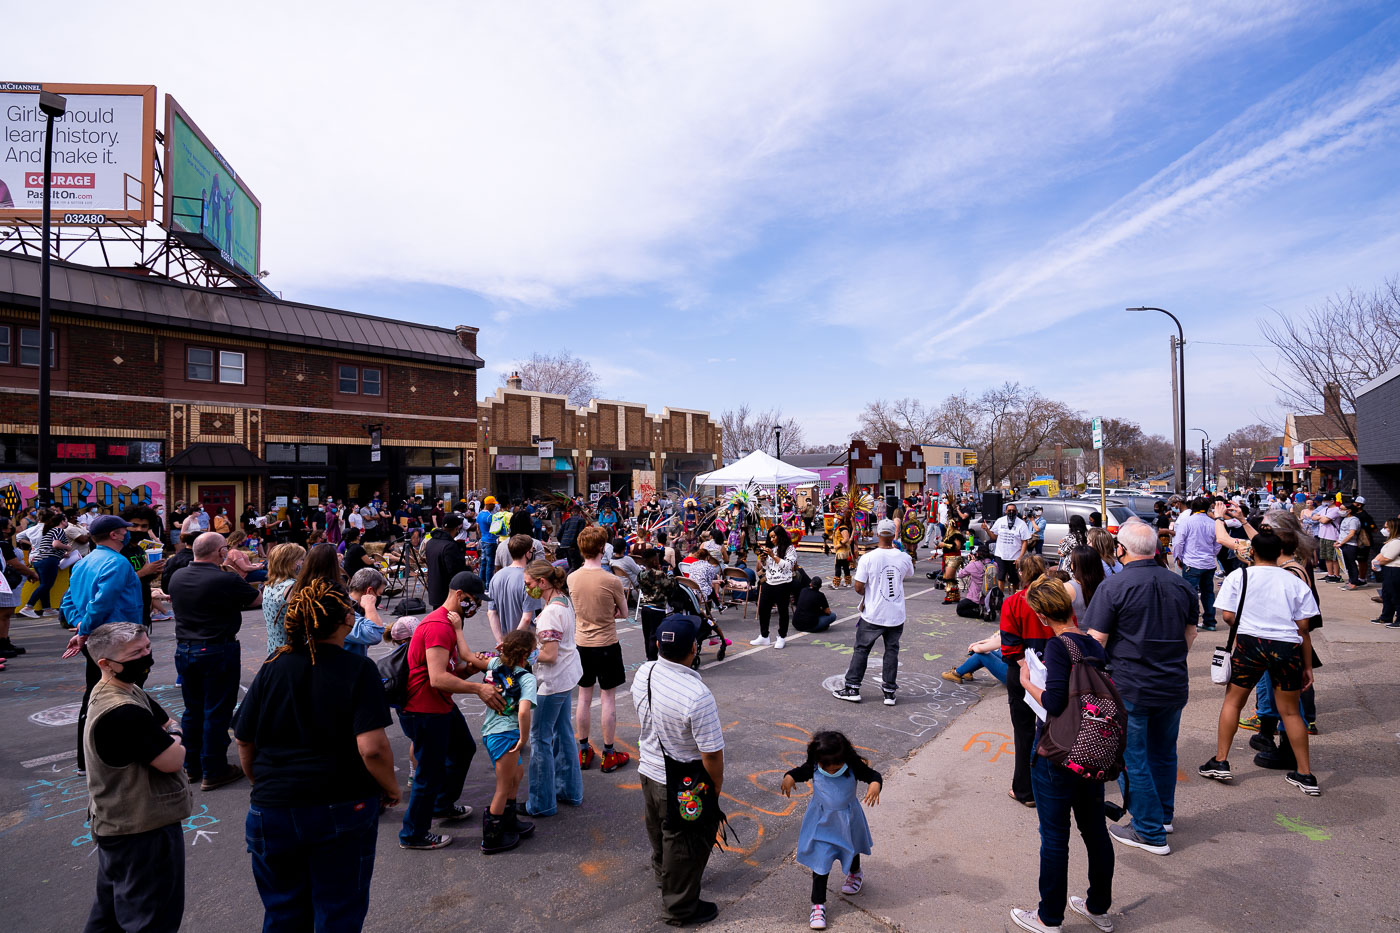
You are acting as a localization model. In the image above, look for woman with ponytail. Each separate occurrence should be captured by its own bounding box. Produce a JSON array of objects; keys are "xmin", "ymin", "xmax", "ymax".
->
[{"xmin": 233, "ymin": 578, "xmax": 400, "ymax": 930}]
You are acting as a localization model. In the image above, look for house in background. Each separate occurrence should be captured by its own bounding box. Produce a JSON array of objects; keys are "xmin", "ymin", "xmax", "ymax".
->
[
  {"xmin": 1281, "ymin": 385, "xmax": 1357, "ymax": 495},
  {"xmin": 1357, "ymin": 364, "xmax": 1400, "ymax": 520}
]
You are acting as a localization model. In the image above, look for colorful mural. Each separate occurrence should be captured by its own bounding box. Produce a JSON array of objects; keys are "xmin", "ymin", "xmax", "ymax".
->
[{"xmin": 0, "ymin": 472, "xmax": 166, "ymax": 516}]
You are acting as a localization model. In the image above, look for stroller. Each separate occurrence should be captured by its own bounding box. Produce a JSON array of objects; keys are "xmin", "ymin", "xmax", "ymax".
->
[{"xmin": 672, "ymin": 584, "xmax": 729, "ymax": 667}]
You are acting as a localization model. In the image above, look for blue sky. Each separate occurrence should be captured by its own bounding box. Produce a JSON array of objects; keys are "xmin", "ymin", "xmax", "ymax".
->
[{"xmin": 11, "ymin": 2, "xmax": 1400, "ymax": 446}]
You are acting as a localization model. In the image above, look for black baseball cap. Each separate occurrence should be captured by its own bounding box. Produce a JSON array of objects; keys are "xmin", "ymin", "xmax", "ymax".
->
[
  {"xmin": 656, "ymin": 613, "xmax": 701, "ymax": 649},
  {"xmin": 449, "ymin": 571, "xmax": 490, "ymax": 601}
]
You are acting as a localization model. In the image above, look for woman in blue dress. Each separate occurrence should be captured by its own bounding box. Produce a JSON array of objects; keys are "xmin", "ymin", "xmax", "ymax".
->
[{"xmin": 781, "ymin": 731, "xmax": 883, "ymax": 930}]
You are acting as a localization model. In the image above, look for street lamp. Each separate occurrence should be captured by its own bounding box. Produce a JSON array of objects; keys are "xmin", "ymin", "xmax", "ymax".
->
[
  {"xmin": 1127, "ymin": 306, "xmax": 1186, "ymax": 496},
  {"xmin": 773, "ymin": 426, "xmax": 782, "ymax": 460},
  {"xmin": 36, "ymin": 89, "xmax": 68, "ymax": 511},
  {"xmin": 1192, "ymin": 428, "xmax": 1210, "ymax": 492}
]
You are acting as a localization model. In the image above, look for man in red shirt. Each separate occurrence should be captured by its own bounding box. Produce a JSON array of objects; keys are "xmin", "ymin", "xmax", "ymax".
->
[
  {"xmin": 999, "ymin": 554, "xmax": 1053, "ymax": 806},
  {"xmin": 398, "ymin": 572, "xmax": 504, "ymax": 850}
]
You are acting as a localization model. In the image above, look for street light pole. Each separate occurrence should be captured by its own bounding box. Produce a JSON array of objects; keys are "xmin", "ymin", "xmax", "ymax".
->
[
  {"xmin": 36, "ymin": 90, "xmax": 68, "ymax": 511},
  {"xmin": 1192, "ymin": 428, "xmax": 1211, "ymax": 493},
  {"xmin": 1127, "ymin": 306, "xmax": 1186, "ymax": 496},
  {"xmin": 774, "ymin": 426, "xmax": 782, "ymax": 460}
]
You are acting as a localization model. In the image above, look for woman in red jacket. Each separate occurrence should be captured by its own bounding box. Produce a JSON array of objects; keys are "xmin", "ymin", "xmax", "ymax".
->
[{"xmin": 999, "ymin": 553, "xmax": 1051, "ymax": 806}]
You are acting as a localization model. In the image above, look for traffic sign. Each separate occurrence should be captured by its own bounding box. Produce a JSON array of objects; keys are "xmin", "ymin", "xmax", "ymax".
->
[{"xmin": 1092, "ymin": 417, "xmax": 1104, "ymax": 450}]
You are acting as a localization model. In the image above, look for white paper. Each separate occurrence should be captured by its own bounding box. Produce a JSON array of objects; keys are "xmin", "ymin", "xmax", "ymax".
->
[{"xmin": 1024, "ymin": 648, "xmax": 1048, "ymax": 721}]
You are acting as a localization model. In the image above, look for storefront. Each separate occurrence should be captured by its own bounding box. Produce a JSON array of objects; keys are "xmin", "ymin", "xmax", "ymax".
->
[
  {"xmin": 588, "ymin": 454, "xmax": 651, "ymax": 502},
  {"xmin": 660, "ymin": 455, "xmax": 712, "ymax": 492},
  {"xmin": 493, "ymin": 451, "xmax": 575, "ymax": 500},
  {"xmin": 264, "ymin": 443, "xmax": 463, "ymax": 507}
]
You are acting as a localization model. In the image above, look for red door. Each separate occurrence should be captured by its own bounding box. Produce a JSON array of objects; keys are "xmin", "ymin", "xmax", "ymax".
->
[{"xmin": 199, "ymin": 485, "xmax": 236, "ymax": 518}]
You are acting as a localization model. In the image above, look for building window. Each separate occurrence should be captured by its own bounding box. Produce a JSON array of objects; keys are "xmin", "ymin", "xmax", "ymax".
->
[
  {"xmin": 943, "ymin": 452, "xmax": 949, "ymax": 464},
  {"xmin": 339, "ymin": 364, "xmax": 359, "ymax": 394},
  {"xmin": 19, "ymin": 328, "xmax": 57, "ymax": 368},
  {"xmin": 187, "ymin": 347, "xmax": 214, "ymax": 381},
  {"xmin": 0, "ymin": 326, "xmax": 9, "ymax": 364},
  {"xmin": 219, "ymin": 350, "xmax": 246, "ymax": 384},
  {"xmin": 361, "ymin": 367, "xmax": 381, "ymax": 396}
]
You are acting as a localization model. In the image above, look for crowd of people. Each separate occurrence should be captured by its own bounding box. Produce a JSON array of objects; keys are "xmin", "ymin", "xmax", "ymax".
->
[{"xmin": 1, "ymin": 480, "xmax": 1393, "ymax": 931}]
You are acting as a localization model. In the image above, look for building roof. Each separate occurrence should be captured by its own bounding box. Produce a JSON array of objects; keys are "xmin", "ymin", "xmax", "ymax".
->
[
  {"xmin": 1250, "ymin": 458, "xmax": 1282, "ymax": 474},
  {"xmin": 782, "ymin": 452, "xmax": 848, "ymax": 468},
  {"xmin": 167, "ymin": 442, "xmax": 269, "ymax": 475},
  {"xmin": 0, "ymin": 251, "xmax": 483, "ymax": 369},
  {"xmin": 1291, "ymin": 412, "xmax": 1355, "ymax": 441},
  {"xmin": 1358, "ymin": 362, "xmax": 1400, "ymax": 398}
]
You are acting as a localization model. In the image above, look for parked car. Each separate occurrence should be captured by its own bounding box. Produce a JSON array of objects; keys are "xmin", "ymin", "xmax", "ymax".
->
[
  {"xmin": 971, "ymin": 498, "xmax": 1136, "ymax": 555},
  {"xmin": 1102, "ymin": 494, "xmax": 1165, "ymax": 523}
]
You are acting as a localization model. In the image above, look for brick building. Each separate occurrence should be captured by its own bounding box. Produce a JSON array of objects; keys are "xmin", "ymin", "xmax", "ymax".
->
[
  {"xmin": 1280, "ymin": 385, "xmax": 1357, "ymax": 496},
  {"xmin": 0, "ymin": 252, "xmax": 483, "ymax": 518},
  {"xmin": 478, "ymin": 375, "xmax": 721, "ymax": 502}
]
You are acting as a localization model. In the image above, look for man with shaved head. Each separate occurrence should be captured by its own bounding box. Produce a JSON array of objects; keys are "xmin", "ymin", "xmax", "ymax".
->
[
  {"xmin": 167, "ymin": 531, "xmax": 260, "ymax": 791},
  {"xmin": 1083, "ymin": 519, "xmax": 1198, "ymax": 857}
]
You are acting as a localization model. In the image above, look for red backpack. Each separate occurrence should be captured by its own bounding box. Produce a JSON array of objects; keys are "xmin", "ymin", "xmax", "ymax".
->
[{"xmin": 1036, "ymin": 633, "xmax": 1127, "ymax": 781}]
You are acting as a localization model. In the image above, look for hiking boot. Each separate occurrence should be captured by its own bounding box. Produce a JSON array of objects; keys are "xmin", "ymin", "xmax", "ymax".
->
[
  {"xmin": 941, "ymin": 669, "xmax": 973, "ymax": 683},
  {"xmin": 579, "ymin": 743, "xmax": 596, "ymax": 770},
  {"xmin": 400, "ymin": 832, "xmax": 452, "ymax": 850},
  {"xmin": 1237, "ymin": 713, "xmax": 1261, "ymax": 731},
  {"xmin": 200, "ymin": 764, "xmax": 245, "ymax": 791},
  {"xmin": 1069, "ymin": 896, "xmax": 1114, "ymax": 932},
  {"xmin": 1285, "ymin": 771, "xmax": 1321, "ymax": 796},
  {"xmin": 1109, "ymin": 824, "xmax": 1169, "ymax": 855},
  {"xmin": 832, "ymin": 686, "xmax": 862, "ymax": 702},
  {"xmin": 1249, "ymin": 732, "xmax": 1277, "ymax": 754},
  {"xmin": 433, "ymin": 804, "xmax": 473, "ymax": 821},
  {"xmin": 1198, "ymin": 757, "xmax": 1232, "ymax": 782},
  {"xmin": 480, "ymin": 810, "xmax": 520, "ymax": 854},
  {"xmin": 505, "ymin": 800, "xmax": 534, "ymax": 837},
  {"xmin": 601, "ymin": 749, "xmax": 631, "ymax": 773}
]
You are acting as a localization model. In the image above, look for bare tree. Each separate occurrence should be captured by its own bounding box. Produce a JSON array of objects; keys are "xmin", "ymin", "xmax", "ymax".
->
[
  {"xmin": 928, "ymin": 384, "xmax": 1073, "ymax": 489},
  {"xmin": 719, "ymin": 405, "xmax": 806, "ymax": 461},
  {"xmin": 855, "ymin": 398, "xmax": 941, "ymax": 448},
  {"xmin": 1259, "ymin": 277, "xmax": 1400, "ymax": 446},
  {"xmin": 1213, "ymin": 423, "xmax": 1279, "ymax": 480},
  {"xmin": 500, "ymin": 351, "xmax": 599, "ymax": 407}
]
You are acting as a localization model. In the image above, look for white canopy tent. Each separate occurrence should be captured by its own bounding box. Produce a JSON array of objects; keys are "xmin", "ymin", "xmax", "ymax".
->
[{"xmin": 694, "ymin": 449, "xmax": 821, "ymax": 488}]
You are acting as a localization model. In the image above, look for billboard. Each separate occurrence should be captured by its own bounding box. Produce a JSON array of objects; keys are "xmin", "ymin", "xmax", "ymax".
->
[
  {"xmin": 0, "ymin": 83, "xmax": 156, "ymax": 225},
  {"xmin": 163, "ymin": 95, "xmax": 261, "ymax": 279}
]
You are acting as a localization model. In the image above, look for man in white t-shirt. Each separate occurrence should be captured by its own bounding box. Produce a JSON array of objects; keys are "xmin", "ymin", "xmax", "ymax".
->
[
  {"xmin": 1197, "ymin": 529, "xmax": 1322, "ymax": 796},
  {"xmin": 982, "ymin": 502, "xmax": 1031, "ymax": 587},
  {"xmin": 834, "ymin": 519, "xmax": 914, "ymax": 706}
]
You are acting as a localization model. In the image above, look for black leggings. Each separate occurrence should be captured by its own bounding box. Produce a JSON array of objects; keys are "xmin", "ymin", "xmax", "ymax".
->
[
  {"xmin": 812, "ymin": 854, "xmax": 860, "ymax": 904},
  {"xmin": 758, "ymin": 580, "xmax": 792, "ymax": 638}
]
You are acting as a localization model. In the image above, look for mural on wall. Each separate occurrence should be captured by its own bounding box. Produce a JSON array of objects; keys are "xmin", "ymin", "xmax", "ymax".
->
[{"xmin": 0, "ymin": 472, "xmax": 166, "ymax": 516}]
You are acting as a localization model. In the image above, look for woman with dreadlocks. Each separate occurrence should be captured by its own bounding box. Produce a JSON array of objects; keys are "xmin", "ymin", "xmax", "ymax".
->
[{"xmin": 233, "ymin": 578, "xmax": 401, "ymax": 931}]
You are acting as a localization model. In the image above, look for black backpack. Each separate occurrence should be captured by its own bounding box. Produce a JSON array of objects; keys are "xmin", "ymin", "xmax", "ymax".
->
[
  {"xmin": 1036, "ymin": 634, "xmax": 1127, "ymax": 782},
  {"xmin": 376, "ymin": 642, "xmax": 411, "ymax": 708}
]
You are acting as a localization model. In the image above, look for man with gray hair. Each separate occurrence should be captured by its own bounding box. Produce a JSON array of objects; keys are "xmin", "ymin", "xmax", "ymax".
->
[
  {"xmin": 167, "ymin": 532, "xmax": 259, "ymax": 791},
  {"xmin": 82, "ymin": 621, "xmax": 192, "ymax": 933},
  {"xmin": 346, "ymin": 566, "xmax": 388, "ymax": 656},
  {"xmin": 1083, "ymin": 519, "xmax": 1198, "ymax": 857}
]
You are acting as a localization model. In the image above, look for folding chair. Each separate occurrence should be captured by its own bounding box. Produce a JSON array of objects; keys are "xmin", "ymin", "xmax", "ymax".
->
[{"xmin": 721, "ymin": 567, "xmax": 751, "ymax": 619}]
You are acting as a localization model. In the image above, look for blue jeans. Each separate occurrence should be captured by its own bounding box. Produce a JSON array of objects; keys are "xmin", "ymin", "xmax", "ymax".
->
[
  {"xmin": 478, "ymin": 541, "xmax": 496, "ymax": 586},
  {"xmin": 27, "ymin": 554, "xmax": 61, "ymax": 609},
  {"xmin": 956, "ymin": 648, "xmax": 1008, "ymax": 684},
  {"xmin": 527, "ymin": 690, "xmax": 584, "ymax": 816},
  {"xmin": 174, "ymin": 640, "xmax": 242, "ymax": 779},
  {"xmin": 246, "ymin": 797, "xmax": 378, "ymax": 932},
  {"xmin": 1181, "ymin": 566, "xmax": 1216, "ymax": 625},
  {"xmin": 245, "ymin": 568, "xmax": 268, "ymax": 583},
  {"xmin": 398, "ymin": 706, "xmax": 476, "ymax": 844},
  {"xmin": 1116, "ymin": 699, "xmax": 1182, "ymax": 845},
  {"xmin": 1031, "ymin": 755, "xmax": 1113, "ymax": 927},
  {"xmin": 1254, "ymin": 673, "xmax": 1317, "ymax": 724}
]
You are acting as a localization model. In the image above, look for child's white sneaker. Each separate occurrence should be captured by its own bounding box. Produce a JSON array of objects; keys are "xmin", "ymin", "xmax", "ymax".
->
[
  {"xmin": 841, "ymin": 870, "xmax": 863, "ymax": 895},
  {"xmin": 809, "ymin": 903, "xmax": 827, "ymax": 929}
]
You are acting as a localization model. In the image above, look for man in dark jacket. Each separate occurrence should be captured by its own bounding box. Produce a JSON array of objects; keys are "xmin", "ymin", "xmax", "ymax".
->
[{"xmin": 425, "ymin": 515, "xmax": 467, "ymax": 609}]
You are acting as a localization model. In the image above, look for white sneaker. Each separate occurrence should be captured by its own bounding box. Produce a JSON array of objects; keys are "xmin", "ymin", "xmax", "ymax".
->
[
  {"xmin": 17, "ymin": 607, "xmax": 39, "ymax": 619},
  {"xmin": 749, "ymin": 635, "xmax": 771, "ymax": 647},
  {"xmin": 840, "ymin": 870, "xmax": 863, "ymax": 895},
  {"xmin": 1163, "ymin": 822, "xmax": 1174, "ymax": 834},
  {"xmin": 809, "ymin": 903, "xmax": 827, "ymax": 930},
  {"xmin": 1010, "ymin": 907, "xmax": 1061, "ymax": 932},
  {"xmin": 774, "ymin": 636, "xmax": 786, "ymax": 649},
  {"xmin": 1069, "ymin": 896, "xmax": 1113, "ymax": 932}
]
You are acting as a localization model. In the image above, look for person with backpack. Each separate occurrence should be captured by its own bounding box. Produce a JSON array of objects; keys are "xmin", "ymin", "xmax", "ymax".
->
[
  {"xmin": 1009, "ymin": 575, "xmax": 1117, "ymax": 933},
  {"xmin": 1083, "ymin": 520, "xmax": 1197, "ymax": 857}
]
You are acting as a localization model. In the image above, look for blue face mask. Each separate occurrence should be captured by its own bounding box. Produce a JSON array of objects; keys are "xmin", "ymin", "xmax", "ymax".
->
[{"xmin": 819, "ymin": 763, "xmax": 849, "ymax": 778}]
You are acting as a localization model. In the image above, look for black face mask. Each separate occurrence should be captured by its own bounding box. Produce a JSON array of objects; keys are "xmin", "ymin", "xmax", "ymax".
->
[{"xmin": 110, "ymin": 653, "xmax": 154, "ymax": 686}]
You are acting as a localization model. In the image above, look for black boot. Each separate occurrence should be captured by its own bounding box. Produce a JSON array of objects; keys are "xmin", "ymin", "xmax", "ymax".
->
[
  {"xmin": 1249, "ymin": 715, "xmax": 1279, "ymax": 755},
  {"xmin": 505, "ymin": 799, "xmax": 534, "ymax": 838},
  {"xmin": 480, "ymin": 810, "xmax": 520, "ymax": 854}
]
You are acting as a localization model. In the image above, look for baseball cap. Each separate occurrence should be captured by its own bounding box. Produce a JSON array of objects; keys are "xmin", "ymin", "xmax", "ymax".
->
[
  {"xmin": 389, "ymin": 616, "xmax": 421, "ymax": 643},
  {"xmin": 1355, "ymin": 496, "xmax": 1366, "ymax": 505},
  {"xmin": 655, "ymin": 613, "xmax": 701, "ymax": 649},
  {"xmin": 484, "ymin": 496, "xmax": 498, "ymax": 506},
  {"xmin": 449, "ymin": 571, "xmax": 490, "ymax": 602},
  {"xmin": 876, "ymin": 518, "xmax": 897, "ymax": 536},
  {"xmin": 89, "ymin": 515, "xmax": 133, "ymax": 538}
]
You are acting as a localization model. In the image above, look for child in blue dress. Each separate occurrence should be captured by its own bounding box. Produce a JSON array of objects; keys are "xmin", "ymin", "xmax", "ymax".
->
[{"xmin": 781, "ymin": 731, "xmax": 883, "ymax": 930}]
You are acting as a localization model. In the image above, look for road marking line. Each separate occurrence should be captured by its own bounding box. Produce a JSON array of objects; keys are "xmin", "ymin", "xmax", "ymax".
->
[{"xmin": 21, "ymin": 750, "xmax": 77, "ymax": 768}]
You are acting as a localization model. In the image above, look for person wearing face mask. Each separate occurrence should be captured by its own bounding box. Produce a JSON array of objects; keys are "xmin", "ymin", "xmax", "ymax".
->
[
  {"xmin": 211, "ymin": 507, "xmax": 232, "ymax": 536},
  {"xmin": 81, "ymin": 621, "xmax": 193, "ymax": 933},
  {"xmin": 60, "ymin": 515, "xmax": 147, "ymax": 774},
  {"xmin": 286, "ymin": 496, "xmax": 308, "ymax": 547},
  {"xmin": 983, "ymin": 504, "xmax": 1033, "ymax": 589}
]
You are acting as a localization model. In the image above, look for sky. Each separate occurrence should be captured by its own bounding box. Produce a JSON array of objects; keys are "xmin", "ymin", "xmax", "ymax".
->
[{"xmin": 8, "ymin": 1, "xmax": 1400, "ymax": 448}]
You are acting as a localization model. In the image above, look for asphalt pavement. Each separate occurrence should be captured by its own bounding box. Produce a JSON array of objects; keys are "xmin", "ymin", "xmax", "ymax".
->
[{"xmin": 0, "ymin": 549, "xmax": 1004, "ymax": 932}]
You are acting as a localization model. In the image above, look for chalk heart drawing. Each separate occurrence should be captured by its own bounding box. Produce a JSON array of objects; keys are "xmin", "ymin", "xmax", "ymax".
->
[{"xmin": 30, "ymin": 702, "xmax": 83, "ymax": 727}]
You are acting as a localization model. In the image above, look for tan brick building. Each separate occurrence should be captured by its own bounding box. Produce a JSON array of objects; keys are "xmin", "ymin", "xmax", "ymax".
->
[
  {"xmin": 478, "ymin": 376, "xmax": 721, "ymax": 503},
  {"xmin": 0, "ymin": 252, "xmax": 482, "ymax": 518}
]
